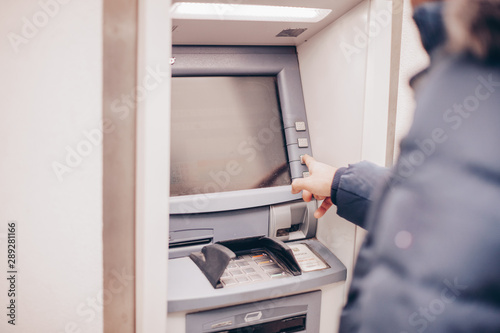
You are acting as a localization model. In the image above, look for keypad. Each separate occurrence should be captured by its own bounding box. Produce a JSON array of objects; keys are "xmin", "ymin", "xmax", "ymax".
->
[{"xmin": 220, "ymin": 250, "xmax": 291, "ymax": 288}]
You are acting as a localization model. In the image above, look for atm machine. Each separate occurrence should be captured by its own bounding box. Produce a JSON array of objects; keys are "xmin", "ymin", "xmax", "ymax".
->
[{"xmin": 167, "ymin": 1, "xmax": 402, "ymax": 332}]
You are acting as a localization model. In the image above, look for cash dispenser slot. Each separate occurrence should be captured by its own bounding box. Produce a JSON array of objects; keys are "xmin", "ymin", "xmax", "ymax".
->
[
  {"xmin": 169, "ymin": 229, "xmax": 214, "ymax": 249},
  {"xmin": 270, "ymin": 201, "xmax": 317, "ymax": 241},
  {"xmin": 276, "ymin": 223, "xmax": 301, "ymax": 237}
]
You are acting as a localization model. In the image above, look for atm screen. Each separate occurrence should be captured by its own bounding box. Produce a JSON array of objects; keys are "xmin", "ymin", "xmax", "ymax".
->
[{"xmin": 170, "ymin": 76, "xmax": 291, "ymax": 197}]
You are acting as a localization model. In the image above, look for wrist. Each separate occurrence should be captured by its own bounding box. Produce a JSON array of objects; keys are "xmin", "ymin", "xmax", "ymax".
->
[{"xmin": 330, "ymin": 167, "xmax": 347, "ymax": 205}]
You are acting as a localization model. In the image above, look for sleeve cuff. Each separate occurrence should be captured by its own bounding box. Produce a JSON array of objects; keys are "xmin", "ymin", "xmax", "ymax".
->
[{"xmin": 330, "ymin": 167, "xmax": 347, "ymax": 205}]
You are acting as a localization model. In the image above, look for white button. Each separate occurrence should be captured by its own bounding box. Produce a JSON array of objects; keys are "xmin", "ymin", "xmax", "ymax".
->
[
  {"xmin": 295, "ymin": 121, "xmax": 306, "ymax": 131},
  {"xmin": 298, "ymin": 138, "xmax": 309, "ymax": 148},
  {"xmin": 245, "ymin": 311, "xmax": 263, "ymax": 323},
  {"xmin": 303, "ymin": 172, "xmax": 310, "ymax": 178}
]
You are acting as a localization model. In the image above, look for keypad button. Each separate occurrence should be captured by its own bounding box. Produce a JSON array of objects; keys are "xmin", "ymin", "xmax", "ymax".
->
[
  {"xmin": 256, "ymin": 259, "xmax": 274, "ymax": 265},
  {"xmin": 249, "ymin": 274, "xmax": 263, "ymax": 281},
  {"xmin": 236, "ymin": 276, "xmax": 250, "ymax": 283},
  {"xmin": 298, "ymin": 138, "xmax": 309, "ymax": 148},
  {"xmin": 243, "ymin": 268, "xmax": 256, "ymax": 274},
  {"xmin": 229, "ymin": 269, "xmax": 243, "ymax": 276},
  {"xmin": 251, "ymin": 253, "xmax": 267, "ymax": 259},
  {"xmin": 269, "ymin": 272, "xmax": 287, "ymax": 279},
  {"xmin": 262, "ymin": 264, "xmax": 280, "ymax": 271},
  {"xmin": 222, "ymin": 278, "xmax": 237, "ymax": 285}
]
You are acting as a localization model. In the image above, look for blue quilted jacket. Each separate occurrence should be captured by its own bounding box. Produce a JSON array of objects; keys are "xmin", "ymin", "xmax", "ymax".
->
[{"xmin": 335, "ymin": 3, "xmax": 500, "ymax": 332}]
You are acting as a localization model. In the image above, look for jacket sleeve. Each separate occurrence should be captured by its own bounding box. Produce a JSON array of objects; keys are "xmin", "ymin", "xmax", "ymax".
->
[{"xmin": 330, "ymin": 161, "xmax": 390, "ymax": 229}]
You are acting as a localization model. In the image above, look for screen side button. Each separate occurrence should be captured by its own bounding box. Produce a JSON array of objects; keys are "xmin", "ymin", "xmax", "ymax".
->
[
  {"xmin": 297, "ymin": 138, "xmax": 309, "ymax": 148},
  {"xmin": 295, "ymin": 121, "xmax": 306, "ymax": 131}
]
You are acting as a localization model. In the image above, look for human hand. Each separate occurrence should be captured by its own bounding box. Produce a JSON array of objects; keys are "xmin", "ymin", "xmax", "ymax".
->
[{"xmin": 291, "ymin": 155, "xmax": 337, "ymax": 219}]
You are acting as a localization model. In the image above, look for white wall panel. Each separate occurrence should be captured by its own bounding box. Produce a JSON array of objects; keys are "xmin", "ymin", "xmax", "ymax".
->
[{"xmin": 0, "ymin": 1, "xmax": 103, "ymax": 332}]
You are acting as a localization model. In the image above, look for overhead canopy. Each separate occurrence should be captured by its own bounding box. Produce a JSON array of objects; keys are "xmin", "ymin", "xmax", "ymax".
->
[{"xmin": 171, "ymin": 0, "xmax": 365, "ymax": 45}]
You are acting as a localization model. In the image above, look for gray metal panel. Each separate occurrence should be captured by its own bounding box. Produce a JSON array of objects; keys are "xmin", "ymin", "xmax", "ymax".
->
[
  {"xmin": 167, "ymin": 239, "xmax": 346, "ymax": 313},
  {"xmin": 172, "ymin": 46, "xmax": 300, "ymax": 77},
  {"xmin": 285, "ymin": 127, "xmax": 312, "ymax": 146},
  {"xmin": 170, "ymin": 186, "xmax": 301, "ymax": 215},
  {"xmin": 285, "ymin": 126, "xmax": 313, "ymax": 167},
  {"xmin": 289, "ymin": 160, "xmax": 309, "ymax": 179},
  {"xmin": 276, "ymin": 67, "xmax": 309, "ymax": 129},
  {"xmin": 169, "ymin": 206, "xmax": 270, "ymax": 259},
  {"xmin": 171, "ymin": 46, "xmax": 312, "ymax": 214},
  {"xmin": 186, "ymin": 291, "xmax": 321, "ymax": 333}
]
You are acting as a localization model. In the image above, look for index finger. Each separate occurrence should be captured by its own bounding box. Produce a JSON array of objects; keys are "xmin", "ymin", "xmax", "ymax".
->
[
  {"xmin": 291, "ymin": 178, "xmax": 306, "ymax": 194},
  {"xmin": 301, "ymin": 154, "xmax": 315, "ymax": 168}
]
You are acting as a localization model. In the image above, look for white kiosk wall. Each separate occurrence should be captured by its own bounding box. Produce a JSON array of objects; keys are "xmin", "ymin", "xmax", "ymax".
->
[
  {"xmin": 297, "ymin": 0, "xmax": 401, "ymax": 330},
  {"xmin": 166, "ymin": 0, "xmax": 402, "ymax": 332}
]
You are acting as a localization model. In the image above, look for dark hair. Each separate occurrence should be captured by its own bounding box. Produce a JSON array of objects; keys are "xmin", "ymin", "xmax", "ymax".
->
[{"xmin": 445, "ymin": 0, "xmax": 500, "ymax": 62}]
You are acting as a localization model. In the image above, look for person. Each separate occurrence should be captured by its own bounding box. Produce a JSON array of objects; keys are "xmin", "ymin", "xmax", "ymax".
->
[{"xmin": 291, "ymin": 0, "xmax": 500, "ymax": 332}]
